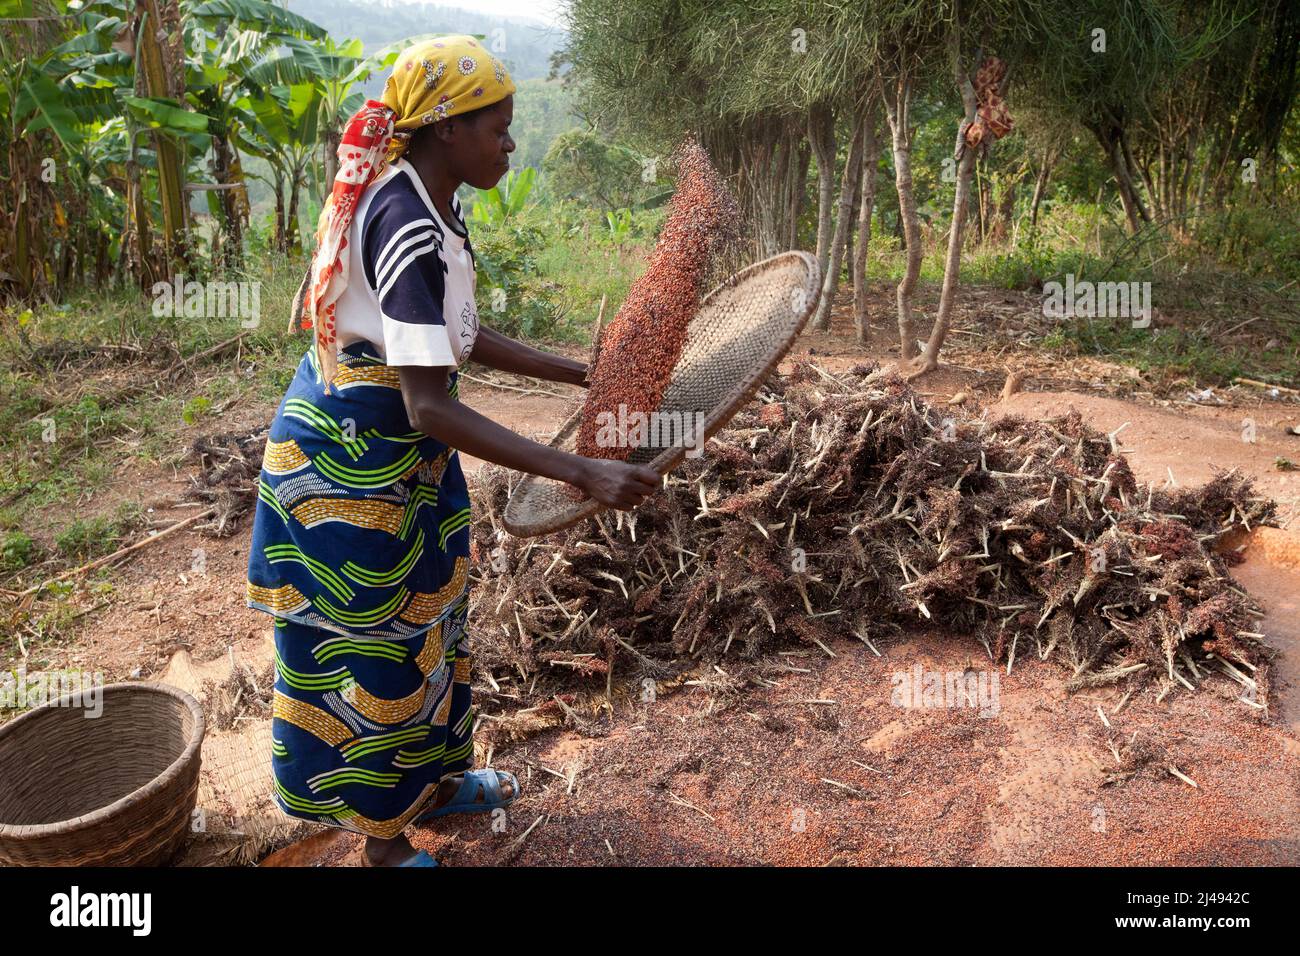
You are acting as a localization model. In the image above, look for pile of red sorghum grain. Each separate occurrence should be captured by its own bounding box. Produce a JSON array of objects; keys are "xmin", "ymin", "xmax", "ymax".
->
[{"xmin": 575, "ymin": 136, "xmax": 740, "ymax": 461}]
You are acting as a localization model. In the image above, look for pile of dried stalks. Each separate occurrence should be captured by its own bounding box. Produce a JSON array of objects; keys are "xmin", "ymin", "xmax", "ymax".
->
[
  {"xmin": 183, "ymin": 428, "xmax": 266, "ymax": 536},
  {"xmin": 471, "ymin": 363, "xmax": 1275, "ymax": 723}
]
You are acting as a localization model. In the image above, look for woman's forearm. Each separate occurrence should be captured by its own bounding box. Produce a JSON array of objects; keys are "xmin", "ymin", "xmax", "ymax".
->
[
  {"xmin": 469, "ymin": 325, "xmax": 586, "ymax": 386},
  {"xmin": 407, "ymin": 383, "xmax": 585, "ymax": 484}
]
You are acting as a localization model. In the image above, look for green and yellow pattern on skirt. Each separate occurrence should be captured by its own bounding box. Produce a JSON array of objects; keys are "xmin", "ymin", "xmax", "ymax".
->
[{"xmin": 246, "ymin": 343, "xmax": 475, "ymax": 837}]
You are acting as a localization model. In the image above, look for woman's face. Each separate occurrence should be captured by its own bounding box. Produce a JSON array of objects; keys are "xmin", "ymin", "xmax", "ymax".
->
[{"xmin": 451, "ymin": 95, "xmax": 515, "ymax": 190}]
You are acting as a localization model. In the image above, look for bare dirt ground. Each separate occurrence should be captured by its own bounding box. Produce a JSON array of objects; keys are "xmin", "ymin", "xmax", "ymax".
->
[{"xmin": 36, "ymin": 288, "xmax": 1300, "ymax": 866}]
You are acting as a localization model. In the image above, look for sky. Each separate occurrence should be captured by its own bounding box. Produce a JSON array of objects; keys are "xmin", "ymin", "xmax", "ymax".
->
[{"xmin": 367, "ymin": 0, "xmax": 570, "ymax": 28}]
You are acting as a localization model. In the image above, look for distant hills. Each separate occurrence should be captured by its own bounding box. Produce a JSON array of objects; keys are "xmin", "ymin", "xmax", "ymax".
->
[{"xmin": 286, "ymin": 0, "xmax": 568, "ymax": 89}]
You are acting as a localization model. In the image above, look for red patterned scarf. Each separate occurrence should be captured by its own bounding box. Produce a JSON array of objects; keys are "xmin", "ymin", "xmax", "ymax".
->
[{"xmin": 299, "ymin": 100, "xmax": 400, "ymax": 388}]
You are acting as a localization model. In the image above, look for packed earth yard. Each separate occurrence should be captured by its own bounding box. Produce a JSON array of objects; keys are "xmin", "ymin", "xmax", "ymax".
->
[{"xmin": 4, "ymin": 291, "xmax": 1298, "ymax": 867}]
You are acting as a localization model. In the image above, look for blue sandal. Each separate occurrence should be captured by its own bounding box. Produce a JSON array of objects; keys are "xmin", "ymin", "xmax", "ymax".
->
[
  {"xmin": 398, "ymin": 850, "xmax": 440, "ymax": 867},
  {"xmin": 416, "ymin": 768, "xmax": 520, "ymax": 821}
]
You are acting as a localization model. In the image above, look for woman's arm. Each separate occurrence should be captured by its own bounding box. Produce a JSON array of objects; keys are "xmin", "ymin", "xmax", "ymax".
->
[
  {"xmin": 397, "ymin": 364, "xmax": 657, "ymax": 510},
  {"xmin": 469, "ymin": 325, "xmax": 587, "ymax": 387}
]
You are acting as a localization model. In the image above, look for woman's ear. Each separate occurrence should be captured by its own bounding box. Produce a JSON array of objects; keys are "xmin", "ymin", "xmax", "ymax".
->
[
  {"xmin": 432, "ymin": 118, "xmax": 458, "ymax": 144},
  {"xmin": 409, "ymin": 121, "xmax": 448, "ymax": 158}
]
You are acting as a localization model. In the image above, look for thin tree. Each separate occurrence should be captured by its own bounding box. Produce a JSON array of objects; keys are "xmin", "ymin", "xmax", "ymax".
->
[
  {"xmin": 813, "ymin": 95, "xmax": 868, "ymax": 331},
  {"xmin": 877, "ymin": 62, "xmax": 923, "ymax": 361},
  {"xmin": 851, "ymin": 97, "xmax": 882, "ymax": 344},
  {"xmin": 909, "ymin": 4, "xmax": 1014, "ymax": 377}
]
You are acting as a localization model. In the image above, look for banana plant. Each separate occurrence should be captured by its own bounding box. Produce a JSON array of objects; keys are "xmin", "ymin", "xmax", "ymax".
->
[
  {"xmin": 262, "ymin": 35, "xmax": 400, "ymax": 184},
  {"xmin": 235, "ymin": 80, "xmax": 325, "ymax": 252},
  {"xmin": 0, "ymin": 1, "xmax": 108, "ymax": 297},
  {"xmin": 605, "ymin": 207, "xmax": 633, "ymax": 244},
  {"xmin": 185, "ymin": 0, "xmax": 324, "ymax": 38},
  {"xmin": 470, "ymin": 166, "xmax": 536, "ymax": 226},
  {"xmin": 182, "ymin": 0, "xmax": 329, "ymax": 265}
]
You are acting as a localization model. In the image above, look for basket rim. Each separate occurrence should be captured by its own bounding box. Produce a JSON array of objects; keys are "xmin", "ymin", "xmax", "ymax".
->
[
  {"xmin": 502, "ymin": 249, "xmax": 821, "ymax": 537},
  {"xmin": 0, "ymin": 681, "xmax": 205, "ymax": 840}
]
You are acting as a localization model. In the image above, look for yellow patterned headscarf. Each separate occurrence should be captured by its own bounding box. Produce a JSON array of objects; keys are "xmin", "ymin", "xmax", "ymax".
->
[
  {"xmin": 300, "ymin": 35, "xmax": 515, "ymax": 387},
  {"xmin": 380, "ymin": 35, "xmax": 517, "ymax": 162}
]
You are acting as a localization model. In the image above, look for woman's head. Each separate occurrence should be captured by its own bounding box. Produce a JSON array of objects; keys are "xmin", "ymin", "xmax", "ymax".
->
[
  {"xmin": 407, "ymin": 94, "xmax": 515, "ymax": 190},
  {"xmin": 379, "ymin": 35, "xmax": 516, "ymax": 186}
]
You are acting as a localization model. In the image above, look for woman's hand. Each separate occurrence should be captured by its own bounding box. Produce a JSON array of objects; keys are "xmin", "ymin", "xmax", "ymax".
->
[{"xmin": 573, "ymin": 458, "xmax": 660, "ymax": 510}]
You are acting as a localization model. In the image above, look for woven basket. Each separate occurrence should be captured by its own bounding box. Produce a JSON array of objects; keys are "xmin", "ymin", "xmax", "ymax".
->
[
  {"xmin": 0, "ymin": 682, "xmax": 204, "ymax": 867},
  {"xmin": 503, "ymin": 250, "xmax": 821, "ymax": 537}
]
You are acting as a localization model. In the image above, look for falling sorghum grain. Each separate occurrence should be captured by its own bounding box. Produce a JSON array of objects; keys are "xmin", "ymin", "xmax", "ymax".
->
[{"xmin": 575, "ymin": 136, "xmax": 741, "ymax": 462}]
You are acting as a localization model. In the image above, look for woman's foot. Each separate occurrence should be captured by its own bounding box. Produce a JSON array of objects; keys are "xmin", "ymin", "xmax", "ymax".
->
[
  {"xmin": 364, "ymin": 834, "xmax": 424, "ymax": 866},
  {"xmin": 362, "ymin": 772, "xmax": 517, "ymax": 863},
  {"xmin": 428, "ymin": 770, "xmax": 515, "ymax": 810}
]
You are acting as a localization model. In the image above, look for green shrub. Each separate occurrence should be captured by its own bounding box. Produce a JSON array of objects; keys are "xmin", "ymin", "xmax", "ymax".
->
[
  {"xmin": 1195, "ymin": 198, "xmax": 1300, "ymax": 282},
  {"xmin": 1, "ymin": 531, "xmax": 35, "ymax": 573},
  {"xmin": 182, "ymin": 396, "xmax": 212, "ymax": 424},
  {"xmin": 472, "ymin": 220, "xmax": 568, "ymax": 340},
  {"xmin": 54, "ymin": 504, "xmax": 141, "ymax": 564},
  {"xmin": 55, "ymin": 517, "xmax": 118, "ymax": 562}
]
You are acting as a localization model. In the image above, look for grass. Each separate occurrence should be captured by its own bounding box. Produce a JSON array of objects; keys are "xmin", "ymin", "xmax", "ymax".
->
[
  {"xmin": 1, "ymin": 530, "xmax": 35, "ymax": 574},
  {"xmin": 482, "ymin": 201, "xmax": 653, "ymax": 344},
  {"xmin": 535, "ymin": 235, "xmax": 649, "ymax": 339},
  {"xmin": 1047, "ymin": 315, "xmax": 1300, "ymax": 385},
  {"xmin": 53, "ymin": 505, "xmax": 144, "ymax": 564},
  {"xmin": 857, "ymin": 202, "xmax": 1300, "ymax": 387}
]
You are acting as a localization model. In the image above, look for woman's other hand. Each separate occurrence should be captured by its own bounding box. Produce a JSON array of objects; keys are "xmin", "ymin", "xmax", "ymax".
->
[{"xmin": 574, "ymin": 459, "xmax": 659, "ymax": 510}]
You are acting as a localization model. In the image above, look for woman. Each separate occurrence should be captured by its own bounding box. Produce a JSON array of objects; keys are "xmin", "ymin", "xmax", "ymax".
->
[{"xmin": 246, "ymin": 35, "xmax": 659, "ymax": 867}]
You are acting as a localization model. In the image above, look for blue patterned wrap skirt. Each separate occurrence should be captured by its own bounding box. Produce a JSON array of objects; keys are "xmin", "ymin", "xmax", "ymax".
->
[{"xmin": 246, "ymin": 343, "xmax": 475, "ymax": 838}]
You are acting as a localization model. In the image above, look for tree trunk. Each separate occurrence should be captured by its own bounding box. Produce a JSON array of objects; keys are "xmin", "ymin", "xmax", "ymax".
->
[
  {"xmin": 1176, "ymin": 122, "xmax": 1199, "ymax": 225},
  {"xmin": 788, "ymin": 139, "xmax": 810, "ymax": 249},
  {"xmin": 879, "ymin": 71, "xmax": 921, "ymax": 361},
  {"xmin": 212, "ymin": 135, "xmax": 245, "ymax": 268},
  {"xmin": 976, "ymin": 161, "xmax": 991, "ymax": 242},
  {"xmin": 844, "ymin": 155, "xmax": 860, "ymax": 269},
  {"xmin": 14, "ymin": 179, "xmax": 31, "ymax": 299},
  {"xmin": 323, "ymin": 125, "xmax": 341, "ymax": 188},
  {"xmin": 808, "ymin": 104, "xmax": 836, "ymax": 281},
  {"xmin": 1091, "ymin": 116, "xmax": 1151, "ymax": 235},
  {"xmin": 287, "ymin": 176, "xmax": 302, "ymax": 254},
  {"xmin": 124, "ymin": 147, "xmax": 156, "ymax": 291},
  {"xmin": 58, "ymin": 226, "xmax": 74, "ymax": 292},
  {"xmin": 114, "ymin": 224, "xmax": 129, "ymax": 290},
  {"xmin": 1123, "ymin": 129, "xmax": 1156, "ymax": 224},
  {"xmin": 1029, "ymin": 147, "xmax": 1055, "ymax": 228},
  {"xmin": 852, "ymin": 100, "xmax": 882, "ymax": 346},
  {"xmin": 1098, "ymin": 127, "xmax": 1141, "ymax": 234},
  {"xmin": 95, "ymin": 231, "xmax": 110, "ymax": 287},
  {"xmin": 768, "ymin": 124, "xmax": 791, "ymax": 255},
  {"xmin": 274, "ymin": 178, "xmax": 286, "ymax": 253},
  {"xmin": 813, "ymin": 111, "xmax": 865, "ymax": 331},
  {"xmin": 136, "ymin": 0, "xmax": 188, "ymax": 277},
  {"xmin": 729, "ymin": 117, "xmax": 797, "ymax": 259},
  {"xmin": 916, "ymin": 27, "xmax": 980, "ymax": 376}
]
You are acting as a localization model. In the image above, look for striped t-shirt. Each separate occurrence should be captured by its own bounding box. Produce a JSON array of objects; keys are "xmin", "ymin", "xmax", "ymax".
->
[{"xmin": 333, "ymin": 158, "xmax": 479, "ymax": 367}]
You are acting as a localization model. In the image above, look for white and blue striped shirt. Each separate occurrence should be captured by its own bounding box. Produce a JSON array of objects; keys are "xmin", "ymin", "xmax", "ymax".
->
[{"xmin": 333, "ymin": 158, "xmax": 479, "ymax": 367}]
